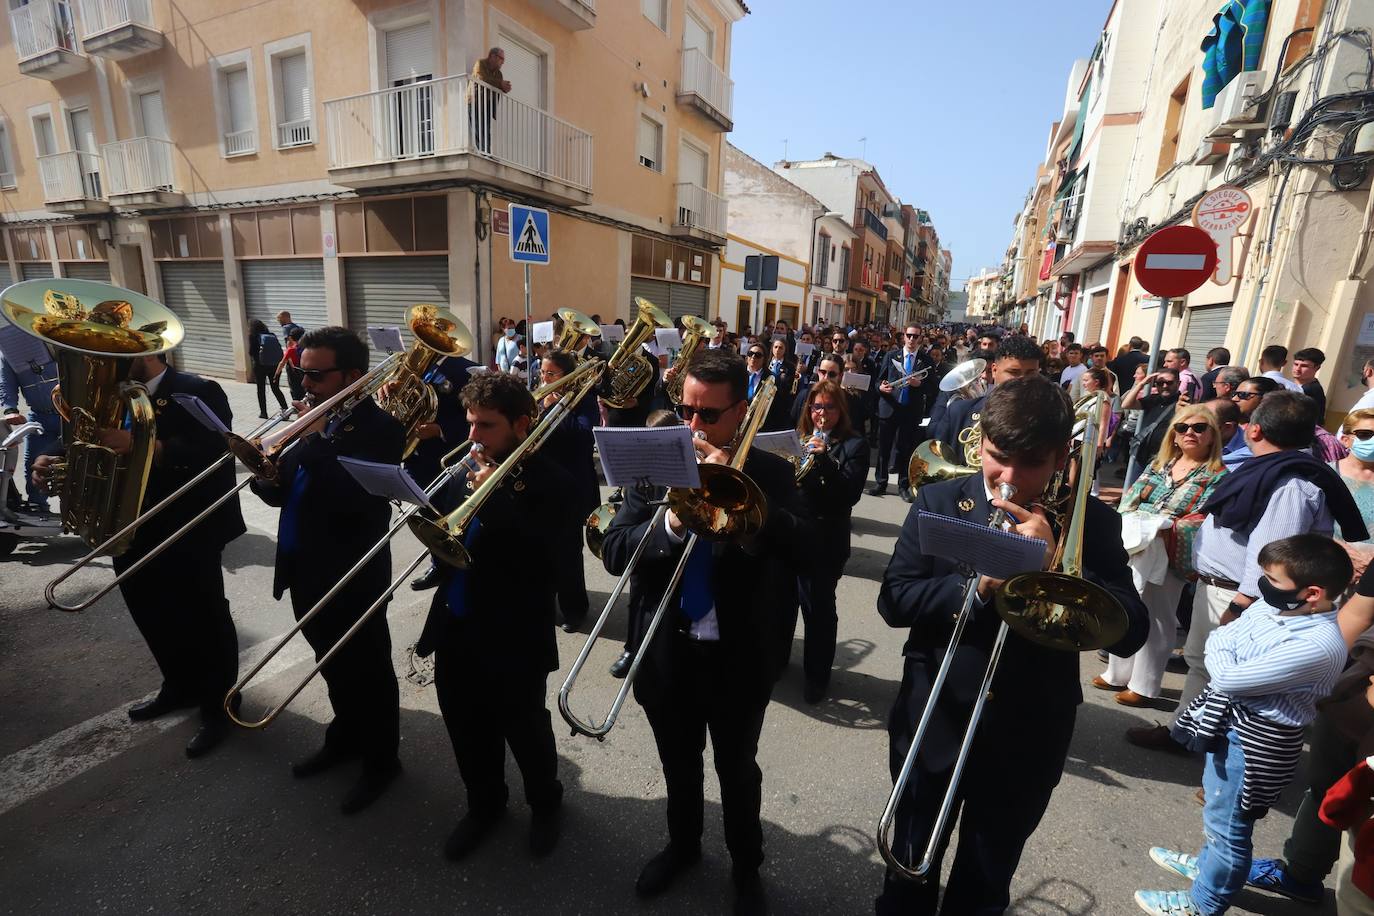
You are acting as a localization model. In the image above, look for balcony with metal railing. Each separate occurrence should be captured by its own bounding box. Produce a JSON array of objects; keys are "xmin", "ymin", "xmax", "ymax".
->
[
  {"xmin": 277, "ymin": 117, "xmax": 314, "ymax": 149},
  {"xmin": 77, "ymin": 0, "xmax": 162, "ymax": 59},
  {"xmin": 101, "ymin": 137, "xmax": 184, "ymax": 208},
  {"xmin": 530, "ymin": 0, "xmax": 594, "ymax": 30},
  {"xmin": 676, "ymin": 47, "xmax": 733, "ymax": 132},
  {"xmin": 39, "ymin": 151, "xmax": 108, "ymax": 214},
  {"xmin": 10, "ymin": 0, "xmax": 88, "ymax": 79},
  {"xmin": 672, "ymin": 182, "xmax": 726, "ymax": 244},
  {"xmin": 324, "ymin": 76, "xmax": 593, "ymax": 206},
  {"xmin": 861, "ymin": 209, "xmax": 888, "ymax": 242}
]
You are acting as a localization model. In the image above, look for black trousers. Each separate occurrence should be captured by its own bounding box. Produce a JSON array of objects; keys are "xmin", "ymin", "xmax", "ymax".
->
[
  {"xmin": 291, "ymin": 588, "xmax": 399, "ymax": 771},
  {"xmin": 643, "ymin": 636, "xmax": 770, "ymax": 871},
  {"xmin": 115, "ymin": 545, "xmax": 238, "ymax": 720},
  {"xmin": 284, "ymin": 364, "xmax": 305, "ymax": 401},
  {"xmin": 556, "ymin": 525, "xmax": 589, "ymax": 624},
  {"xmin": 793, "ymin": 567, "xmax": 842, "ymax": 687},
  {"xmin": 874, "ymin": 409, "xmax": 921, "ymax": 489},
  {"xmin": 875, "ymin": 659, "xmax": 1076, "ymax": 915},
  {"xmin": 434, "ymin": 624, "xmax": 562, "ymax": 817},
  {"xmin": 253, "ymin": 364, "xmax": 288, "ymax": 415}
]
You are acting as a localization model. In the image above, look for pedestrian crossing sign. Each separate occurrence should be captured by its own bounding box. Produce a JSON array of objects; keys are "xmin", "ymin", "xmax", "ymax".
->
[{"xmin": 509, "ymin": 204, "xmax": 550, "ymax": 265}]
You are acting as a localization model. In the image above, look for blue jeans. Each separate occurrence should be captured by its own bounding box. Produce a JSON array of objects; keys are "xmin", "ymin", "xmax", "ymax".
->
[
  {"xmin": 1192, "ymin": 729, "xmax": 1255, "ymax": 914},
  {"xmin": 23, "ymin": 409, "xmax": 60, "ymax": 511}
]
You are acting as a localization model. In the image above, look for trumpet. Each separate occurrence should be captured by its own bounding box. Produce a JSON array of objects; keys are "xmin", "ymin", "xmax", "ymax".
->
[
  {"xmin": 794, "ymin": 428, "xmax": 830, "ymax": 483},
  {"xmin": 559, "ymin": 378, "xmax": 775, "ymax": 740},
  {"xmin": 888, "ymin": 358, "xmax": 929, "ymax": 391}
]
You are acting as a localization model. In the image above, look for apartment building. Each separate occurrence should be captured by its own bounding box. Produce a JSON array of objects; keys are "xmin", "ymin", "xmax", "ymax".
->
[{"xmin": 0, "ymin": 0, "xmax": 745, "ymax": 379}]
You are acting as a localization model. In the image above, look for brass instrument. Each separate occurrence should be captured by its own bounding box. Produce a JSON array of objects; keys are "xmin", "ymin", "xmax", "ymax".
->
[
  {"xmin": 554, "ymin": 307, "xmax": 601, "ymax": 353},
  {"xmin": 794, "ymin": 428, "xmax": 830, "ymax": 483},
  {"xmin": 958, "ymin": 415, "xmax": 983, "ymax": 465},
  {"xmin": 377, "ymin": 305, "xmax": 474, "ymax": 460},
  {"xmin": 560, "ymin": 377, "xmax": 775, "ymax": 739},
  {"xmin": 1, "ymin": 279, "xmax": 183, "ymax": 556},
  {"xmin": 583, "ymin": 500, "xmax": 617, "ymax": 560},
  {"xmin": 601, "ymin": 297, "xmax": 671, "ymax": 409},
  {"xmin": 226, "ymin": 361, "xmax": 608, "ymax": 729},
  {"xmin": 876, "ymin": 390, "xmax": 1129, "ymax": 882},
  {"xmin": 666, "ymin": 315, "xmax": 714, "ymax": 405},
  {"xmin": 938, "ymin": 357, "xmax": 987, "ymax": 401},
  {"xmin": 888, "ymin": 358, "xmax": 930, "ymax": 391}
]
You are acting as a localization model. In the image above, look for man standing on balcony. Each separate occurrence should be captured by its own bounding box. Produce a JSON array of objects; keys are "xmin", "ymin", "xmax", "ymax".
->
[{"xmin": 469, "ymin": 47, "xmax": 511, "ymax": 155}]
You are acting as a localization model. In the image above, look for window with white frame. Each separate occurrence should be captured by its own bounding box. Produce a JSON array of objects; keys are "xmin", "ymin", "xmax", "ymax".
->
[
  {"xmin": 273, "ymin": 51, "xmax": 312, "ymax": 148},
  {"xmin": 642, "ymin": 0, "xmax": 667, "ymax": 30},
  {"xmin": 637, "ymin": 115, "xmax": 663, "ymax": 172},
  {"xmin": 815, "ymin": 233, "xmax": 831, "ymax": 287},
  {"xmin": 0, "ymin": 124, "xmax": 14, "ymax": 188},
  {"xmin": 216, "ymin": 62, "xmax": 256, "ymax": 157}
]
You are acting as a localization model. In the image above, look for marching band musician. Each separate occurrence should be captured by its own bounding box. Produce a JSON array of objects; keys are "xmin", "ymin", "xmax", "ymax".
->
[
  {"xmin": 931, "ymin": 335, "xmax": 1043, "ymax": 462},
  {"xmin": 35, "ymin": 352, "xmax": 246, "ymax": 758},
  {"xmin": 788, "ymin": 354, "xmax": 846, "ymax": 428},
  {"xmin": 249, "ymin": 327, "xmax": 405, "ymax": 814},
  {"xmin": 875, "ymin": 375, "xmax": 1147, "ymax": 915},
  {"xmin": 601, "ymin": 349, "xmax": 818, "ymax": 916},
  {"xmin": 783, "ymin": 379, "xmax": 870, "ymax": 703},
  {"xmin": 413, "ymin": 372, "xmax": 575, "ymax": 863},
  {"xmin": 762, "ymin": 337, "xmax": 796, "ymax": 432},
  {"xmin": 868, "ymin": 325, "xmax": 932, "ymax": 503}
]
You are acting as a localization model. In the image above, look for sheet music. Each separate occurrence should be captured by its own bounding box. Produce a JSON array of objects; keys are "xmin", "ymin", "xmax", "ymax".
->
[
  {"xmin": 532, "ymin": 321, "xmax": 555, "ymax": 344},
  {"xmin": 738, "ymin": 340, "xmax": 751, "ymax": 356},
  {"xmin": 655, "ymin": 328, "xmax": 683, "ymax": 351},
  {"xmin": 916, "ymin": 510, "xmax": 1048, "ymax": 580},
  {"xmin": 337, "ymin": 457, "xmax": 433, "ymax": 509},
  {"xmin": 170, "ymin": 394, "xmax": 230, "ymax": 435},
  {"xmin": 599, "ymin": 323, "xmax": 625, "ymax": 342},
  {"xmin": 367, "ymin": 326, "xmax": 405, "ymax": 355},
  {"xmin": 753, "ymin": 430, "xmax": 805, "ymax": 460},
  {"xmin": 593, "ymin": 425, "xmax": 701, "ymax": 489},
  {"xmin": 794, "ymin": 341, "xmax": 815, "ymax": 359},
  {"xmin": 842, "ymin": 371, "xmax": 871, "ymax": 391}
]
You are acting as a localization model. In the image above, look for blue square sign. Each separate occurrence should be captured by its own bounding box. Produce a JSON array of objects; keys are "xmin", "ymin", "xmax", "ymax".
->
[{"xmin": 509, "ymin": 204, "xmax": 550, "ymax": 265}]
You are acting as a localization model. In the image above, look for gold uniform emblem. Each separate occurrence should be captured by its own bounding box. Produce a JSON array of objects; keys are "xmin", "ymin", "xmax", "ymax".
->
[{"xmin": 957, "ymin": 498, "xmax": 975, "ymax": 512}]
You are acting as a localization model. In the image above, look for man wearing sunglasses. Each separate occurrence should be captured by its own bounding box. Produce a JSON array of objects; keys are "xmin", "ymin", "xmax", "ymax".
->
[
  {"xmin": 1220, "ymin": 376, "xmax": 1281, "ymax": 469},
  {"xmin": 601, "ymin": 348, "xmax": 818, "ymax": 915},
  {"xmin": 1120, "ymin": 367, "xmax": 1183, "ymax": 489},
  {"xmin": 789, "ymin": 355, "xmax": 847, "ymax": 427},
  {"xmin": 869, "ymin": 326, "xmax": 933, "ymax": 502},
  {"xmin": 249, "ymin": 326, "xmax": 407, "ymax": 815}
]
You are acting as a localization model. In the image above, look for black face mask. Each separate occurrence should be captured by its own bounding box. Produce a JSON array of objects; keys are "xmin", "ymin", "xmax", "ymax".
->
[{"xmin": 1257, "ymin": 577, "xmax": 1307, "ymax": 612}]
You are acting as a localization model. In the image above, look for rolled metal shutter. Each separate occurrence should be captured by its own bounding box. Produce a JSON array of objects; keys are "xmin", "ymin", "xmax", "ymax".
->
[
  {"xmin": 1084, "ymin": 289, "xmax": 1108, "ymax": 346},
  {"xmin": 668, "ymin": 283, "xmax": 708, "ymax": 322},
  {"xmin": 1183, "ymin": 304, "xmax": 1233, "ymax": 358},
  {"xmin": 0, "ymin": 264, "xmax": 11, "ymax": 290},
  {"xmin": 344, "ymin": 256, "xmax": 449, "ymax": 367},
  {"xmin": 160, "ymin": 261, "xmax": 234, "ymax": 378},
  {"xmin": 20, "ymin": 263, "xmax": 53, "ymax": 280},
  {"xmin": 242, "ymin": 259, "xmax": 327, "ymax": 337},
  {"xmin": 630, "ymin": 277, "xmax": 671, "ymax": 318},
  {"xmin": 62, "ymin": 261, "xmax": 111, "ymax": 282}
]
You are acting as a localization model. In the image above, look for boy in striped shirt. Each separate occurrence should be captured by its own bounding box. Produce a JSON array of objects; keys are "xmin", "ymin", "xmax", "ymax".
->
[{"xmin": 1135, "ymin": 534, "xmax": 1352, "ymax": 916}]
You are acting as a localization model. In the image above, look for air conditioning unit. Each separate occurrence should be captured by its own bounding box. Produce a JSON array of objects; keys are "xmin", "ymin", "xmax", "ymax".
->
[
  {"xmin": 1204, "ymin": 70, "xmax": 1268, "ymax": 142},
  {"xmin": 1194, "ymin": 138, "xmax": 1229, "ymax": 165}
]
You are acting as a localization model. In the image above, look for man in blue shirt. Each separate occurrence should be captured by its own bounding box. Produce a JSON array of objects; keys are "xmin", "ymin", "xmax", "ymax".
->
[{"xmin": 0, "ymin": 320, "xmax": 60, "ymax": 513}]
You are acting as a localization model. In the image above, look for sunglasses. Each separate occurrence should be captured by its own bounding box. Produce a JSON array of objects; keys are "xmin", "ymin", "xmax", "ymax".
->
[
  {"xmin": 904, "ymin": 332, "xmax": 919, "ymax": 338},
  {"xmin": 816, "ymin": 369, "xmax": 839, "ymax": 379},
  {"xmin": 674, "ymin": 401, "xmax": 741, "ymax": 424},
  {"xmin": 1173, "ymin": 422, "xmax": 1210, "ymax": 435},
  {"xmin": 810, "ymin": 402, "xmax": 837, "ymax": 411},
  {"xmin": 299, "ymin": 366, "xmax": 343, "ymax": 381},
  {"xmin": 1352, "ymin": 429, "xmax": 1374, "ymax": 441},
  {"xmin": 832, "ymin": 337, "xmax": 846, "ymax": 342},
  {"xmin": 747, "ymin": 351, "xmax": 765, "ymax": 358},
  {"xmin": 1232, "ymin": 391, "xmax": 1260, "ymax": 400}
]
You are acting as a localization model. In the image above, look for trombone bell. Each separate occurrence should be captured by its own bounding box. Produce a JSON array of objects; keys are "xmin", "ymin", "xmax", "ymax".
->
[{"xmin": 995, "ymin": 573, "xmax": 1129, "ymax": 651}]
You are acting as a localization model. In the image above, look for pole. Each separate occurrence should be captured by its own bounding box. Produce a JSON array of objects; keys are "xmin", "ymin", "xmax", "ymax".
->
[
  {"xmin": 1124, "ymin": 296, "xmax": 1169, "ymax": 488},
  {"xmin": 754, "ymin": 287, "xmax": 761, "ymax": 337},
  {"xmin": 524, "ymin": 262, "xmax": 534, "ymax": 391}
]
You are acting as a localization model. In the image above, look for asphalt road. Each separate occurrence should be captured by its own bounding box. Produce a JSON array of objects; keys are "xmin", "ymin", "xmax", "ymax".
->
[{"xmin": 0, "ymin": 379, "xmax": 1337, "ymax": 915}]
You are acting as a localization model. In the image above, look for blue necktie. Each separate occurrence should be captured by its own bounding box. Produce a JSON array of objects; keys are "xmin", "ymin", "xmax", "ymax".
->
[
  {"xmin": 443, "ymin": 516, "xmax": 484, "ymax": 618},
  {"xmin": 899, "ymin": 354, "xmax": 913, "ymax": 406},
  {"xmin": 679, "ymin": 541, "xmax": 715, "ymax": 622},
  {"xmin": 278, "ymin": 467, "xmax": 310, "ymax": 555},
  {"xmin": 749, "ymin": 372, "xmax": 758, "ymax": 399}
]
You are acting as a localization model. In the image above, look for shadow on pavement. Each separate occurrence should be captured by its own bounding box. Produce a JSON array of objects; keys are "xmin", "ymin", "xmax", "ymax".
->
[{"xmin": 850, "ymin": 515, "xmax": 904, "ymax": 540}]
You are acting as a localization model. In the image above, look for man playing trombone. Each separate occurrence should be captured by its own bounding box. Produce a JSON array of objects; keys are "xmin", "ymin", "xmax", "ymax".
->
[
  {"xmin": 601, "ymin": 349, "xmax": 818, "ymax": 916},
  {"xmin": 875, "ymin": 375, "xmax": 1147, "ymax": 914},
  {"xmin": 248, "ymin": 326, "xmax": 405, "ymax": 814},
  {"xmin": 413, "ymin": 372, "xmax": 576, "ymax": 862}
]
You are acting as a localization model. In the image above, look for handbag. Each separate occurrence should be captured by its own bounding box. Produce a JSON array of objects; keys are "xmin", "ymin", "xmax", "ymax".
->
[{"xmin": 1163, "ymin": 512, "xmax": 1206, "ymax": 580}]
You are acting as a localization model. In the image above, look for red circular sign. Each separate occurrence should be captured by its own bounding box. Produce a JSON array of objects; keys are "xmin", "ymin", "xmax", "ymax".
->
[{"xmin": 1134, "ymin": 226, "xmax": 1219, "ymax": 298}]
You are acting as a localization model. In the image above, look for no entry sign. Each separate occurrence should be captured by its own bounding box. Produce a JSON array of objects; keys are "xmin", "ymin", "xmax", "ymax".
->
[{"xmin": 1135, "ymin": 226, "xmax": 1219, "ymax": 298}]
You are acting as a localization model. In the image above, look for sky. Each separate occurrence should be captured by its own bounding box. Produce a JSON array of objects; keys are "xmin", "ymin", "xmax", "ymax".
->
[{"xmin": 728, "ymin": 1, "xmax": 1111, "ymax": 288}]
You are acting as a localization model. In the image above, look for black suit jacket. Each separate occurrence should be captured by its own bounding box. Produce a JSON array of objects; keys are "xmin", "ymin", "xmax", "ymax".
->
[
  {"xmin": 931, "ymin": 393, "xmax": 985, "ymax": 460},
  {"xmin": 799, "ymin": 433, "xmax": 870, "ymax": 567},
  {"xmin": 415, "ymin": 451, "xmax": 575, "ymax": 674},
  {"xmin": 878, "ymin": 473, "xmax": 1147, "ymax": 770},
  {"xmin": 120, "ymin": 367, "xmax": 246, "ymax": 562},
  {"xmin": 876, "ymin": 349, "xmax": 933, "ymax": 420},
  {"xmin": 404, "ymin": 355, "xmax": 476, "ymax": 487},
  {"xmin": 250, "ymin": 398, "xmax": 405, "ymax": 604},
  {"xmin": 539, "ymin": 390, "xmax": 601, "ymax": 517},
  {"xmin": 601, "ymin": 450, "xmax": 818, "ymax": 708},
  {"xmin": 762, "ymin": 360, "xmax": 797, "ymax": 432}
]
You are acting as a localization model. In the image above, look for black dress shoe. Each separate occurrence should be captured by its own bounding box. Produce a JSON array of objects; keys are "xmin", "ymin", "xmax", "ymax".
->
[
  {"xmin": 185, "ymin": 717, "xmax": 229, "ymax": 759},
  {"xmin": 529, "ymin": 804, "xmax": 562, "ymax": 857},
  {"xmin": 635, "ymin": 844, "xmax": 702, "ymax": 898},
  {"xmin": 732, "ymin": 869, "xmax": 769, "ymax": 916},
  {"xmin": 128, "ymin": 692, "xmax": 195, "ymax": 722},
  {"xmin": 560, "ymin": 614, "xmax": 586, "ymax": 634},
  {"xmin": 866, "ymin": 482, "xmax": 887, "ymax": 497},
  {"xmin": 444, "ymin": 811, "xmax": 504, "ymax": 862},
  {"xmin": 291, "ymin": 744, "xmax": 360, "ymax": 779},
  {"xmin": 899, "ymin": 487, "xmax": 914, "ymax": 503},
  {"xmin": 340, "ymin": 758, "xmax": 401, "ymax": 815},
  {"xmin": 410, "ymin": 565, "xmax": 441, "ymax": 591},
  {"xmin": 802, "ymin": 681, "xmax": 826, "ymax": 705},
  {"xmin": 609, "ymin": 651, "xmax": 633, "ymax": 679}
]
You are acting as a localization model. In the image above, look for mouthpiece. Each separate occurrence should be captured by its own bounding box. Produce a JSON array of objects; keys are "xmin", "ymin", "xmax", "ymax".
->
[{"xmin": 693, "ymin": 430, "xmax": 706, "ymax": 440}]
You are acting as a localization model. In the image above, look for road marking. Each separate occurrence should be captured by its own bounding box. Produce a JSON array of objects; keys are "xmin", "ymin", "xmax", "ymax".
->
[{"xmin": 0, "ymin": 629, "xmax": 315, "ymax": 817}]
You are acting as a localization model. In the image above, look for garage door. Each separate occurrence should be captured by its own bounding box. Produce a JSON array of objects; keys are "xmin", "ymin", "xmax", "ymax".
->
[
  {"xmin": 0, "ymin": 264, "xmax": 11, "ymax": 290},
  {"xmin": 160, "ymin": 261, "xmax": 234, "ymax": 378},
  {"xmin": 345, "ymin": 256, "xmax": 449, "ymax": 367},
  {"xmin": 1183, "ymin": 303, "xmax": 1232, "ymax": 358},
  {"xmin": 242, "ymin": 259, "xmax": 327, "ymax": 339},
  {"xmin": 630, "ymin": 277, "xmax": 707, "ymax": 323},
  {"xmin": 20, "ymin": 263, "xmax": 53, "ymax": 281},
  {"xmin": 62, "ymin": 261, "xmax": 111, "ymax": 282}
]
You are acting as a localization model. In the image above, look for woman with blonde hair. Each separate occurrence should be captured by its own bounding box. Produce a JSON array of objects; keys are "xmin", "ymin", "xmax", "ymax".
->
[
  {"xmin": 1336, "ymin": 407, "xmax": 1374, "ymax": 539},
  {"xmin": 1095, "ymin": 403, "xmax": 1228, "ymax": 706}
]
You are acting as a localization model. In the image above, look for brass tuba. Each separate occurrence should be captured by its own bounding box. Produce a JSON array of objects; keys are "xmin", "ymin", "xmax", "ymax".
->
[
  {"xmin": 665, "ymin": 315, "xmax": 715, "ymax": 405},
  {"xmin": 377, "ymin": 304, "xmax": 474, "ymax": 459},
  {"xmin": 601, "ymin": 296, "xmax": 671, "ymax": 409},
  {"xmin": 1, "ymin": 279, "xmax": 183, "ymax": 555}
]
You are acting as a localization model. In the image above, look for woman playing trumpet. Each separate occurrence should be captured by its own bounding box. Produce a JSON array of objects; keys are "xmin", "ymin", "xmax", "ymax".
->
[{"xmin": 782, "ymin": 379, "xmax": 870, "ymax": 703}]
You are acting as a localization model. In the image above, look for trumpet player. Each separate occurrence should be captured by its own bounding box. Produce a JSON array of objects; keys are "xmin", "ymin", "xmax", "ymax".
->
[
  {"xmin": 249, "ymin": 327, "xmax": 405, "ymax": 814},
  {"xmin": 875, "ymin": 376, "xmax": 1147, "ymax": 915},
  {"xmin": 413, "ymin": 373, "xmax": 575, "ymax": 863},
  {"xmin": 601, "ymin": 349, "xmax": 817, "ymax": 916},
  {"xmin": 869, "ymin": 325, "xmax": 932, "ymax": 503}
]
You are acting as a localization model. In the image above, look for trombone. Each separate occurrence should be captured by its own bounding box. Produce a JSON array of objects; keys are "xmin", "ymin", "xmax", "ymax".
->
[
  {"xmin": 876, "ymin": 391, "xmax": 1129, "ymax": 881},
  {"xmin": 559, "ymin": 377, "xmax": 775, "ymax": 740}
]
